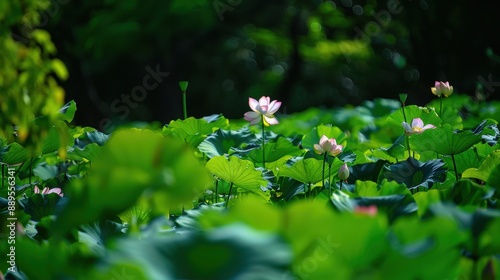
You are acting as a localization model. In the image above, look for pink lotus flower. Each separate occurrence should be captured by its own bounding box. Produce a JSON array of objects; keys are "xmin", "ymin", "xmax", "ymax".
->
[
  {"xmin": 314, "ymin": 135, "xmax": 343, "ymax": 156},
  {"xmin": 431, "ymin": 81, "xmax": 453, "ymax": 97},
  {"xmin": 338, "ymin": 162, "xmax": 350, "ymax": 181},
  {"xmin": 402, "ymin": 118, "xmax": 436, "ymax": 136},
  {"xmin": 244, "ymin": 96, "xmax": 282, "ymax": 126},
  {"xmin": 354, "ymin": 205, "xmax": 378, "ymax": 216},
  {"xmin": 34, "ymin": 186, "xmax": 64, "ymax": 197}
]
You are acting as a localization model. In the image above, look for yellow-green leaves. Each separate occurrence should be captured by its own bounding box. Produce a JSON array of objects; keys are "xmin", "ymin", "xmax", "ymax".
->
[
  {"xmin": 206, "ymin": 156, "xmax": 268, "ymax": 198},
  {"xmin": 279, "ymin": 157, "xmax": 342, "ymax": 185},
  {"xmin": 54, "ymin": 129, "xmax": 212, "ymax": 235},
  {"xmin": 462, "ymin": 150, "xmax": 500, "ymax": 182}
]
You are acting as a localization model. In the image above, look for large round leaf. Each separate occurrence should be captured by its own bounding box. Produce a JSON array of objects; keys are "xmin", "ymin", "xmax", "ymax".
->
[
  {"xmin": 279, "ymin": 158, "xmax": 326, "ymax": 184},
  {"xmin": 384, "ymin": 157, "xmax": 447, "ymax": 190},
  {"xmin": 411, "ymin": 123, "xmax": 482, "ymax": 156},
  {"xmin": 163, "ymin": 114, "xmax": 229, "ymax": 148},
  {"xmin": 198, "ymin": 127, "xmax": 256, "ymax": 158},
  {"xmin": 205, "ymin": 156, "xmax": 268, "ymax": 193}
]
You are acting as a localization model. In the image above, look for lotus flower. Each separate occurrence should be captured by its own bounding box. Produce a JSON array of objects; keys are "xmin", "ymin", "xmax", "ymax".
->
[
  {"xmin": 338, "ymin": 162, "xmax": 350, "ymax": 181},
  {"xmin": 244, "ymin": 96, "xmax": 281, "ymax": 126},
  {"xmin": 402, "ymin": 118, "xmax": 436, "ymax": 136},
  {"xmin": 354, "ymin": 205, "xmax": 378, "ymax": 216},
  {"xmin": 314, "ymin": 135, "xmax": 343, "ymax": 156},
  {"xmin": 34, "ymin": 186, "xmax": 64, "ymax": 197},
  {"xmin": 431, "ymin": 81, "xmax": 453, "ymax": 97}
]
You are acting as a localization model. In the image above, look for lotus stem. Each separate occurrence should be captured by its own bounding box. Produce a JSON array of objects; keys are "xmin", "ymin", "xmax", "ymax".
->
[
  {"xmin": 215, "ymin": 179, "xmax": 219, "ymax": 204},
  {"xmin": 328, "ymin": 160, "xmax": 332, "ymax": 197},
  {"xmin": 439, "ymin": 97, "xmax": 443, "ymax": 118},
  {"xmin": 226, "ymin": 182, "xmax": 234, "ymax": 209},
  {"xmin": 182, "ymin": 92, "xmax": 188, "ymax": 119},
  {"xmin": 451, "ymin": 154, "xmax": 459, "ymax": 181},
  {"xmin": 261, "ymin": 117, "xmax": 266, "ymax": 169},
  {"xmin": 322, "ymin": 153, "xmax": 327, "ymax": 193},
  {"xmin": 406, "ymin": 136, "xmax": 411, "ymax": 159}
]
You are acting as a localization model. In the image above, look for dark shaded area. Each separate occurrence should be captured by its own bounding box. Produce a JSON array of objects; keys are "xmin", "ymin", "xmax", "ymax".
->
[{"xmin": 43, "ymin": 0, "xmax": 500, "ymax": 132}]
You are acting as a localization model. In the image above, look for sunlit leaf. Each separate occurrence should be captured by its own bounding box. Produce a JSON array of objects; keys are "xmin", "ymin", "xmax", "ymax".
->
[
  {"xmin": 279, "ymin": 158, "xmax": 324, "ymax": 184},
  {"xmin": 163, "ymin": 114, "xmax": 229, "ymax": 147},
  {"xmin": 58, "ymin": 100, "xmax": 77, "ymax": 123},
  {"xmin": 205, "ymin": 156, "xmax": 268, "ymax": 192},
  {"xmin": 462, "ymin": 150, "xmax": 500, "ymax": 182},
  {"xmin": 413, "ymin": 189, "xmax": 442, "ymax": 216},
  {"xmin": 40, "ymin": 121, "xmax": 73, "ymax": 156},
  {"xmin": 379, "ymin": 215, "xmax": 466, "ymax": 279},
  {"xmin": 411, "ymin": 123, "xmax": 482, "ymax": 156}
]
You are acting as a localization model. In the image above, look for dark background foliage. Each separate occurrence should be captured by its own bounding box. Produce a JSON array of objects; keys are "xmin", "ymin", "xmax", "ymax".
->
[{"xmin": 40, "ymin": 0, "xmax": 500, "ymax": 132}]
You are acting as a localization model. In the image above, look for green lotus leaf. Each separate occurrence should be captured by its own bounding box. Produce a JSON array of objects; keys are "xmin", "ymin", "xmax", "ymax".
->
[
  {"xmin": 442, "ymin": 148, "xmax": 481, "ymax": 175},
  {"xmin": 40, "ymin": 121, "xmax": 73, "ymax": 157},
  {"xmin": 470, "ymin": 209, "xmax": 500, "ymax": 256},
  {"xmin": 462, "ymin": 150, "xmax": 500, "ymax": 182},
  {"xmin": 73, "ymin": 130, "xmax": 110, "ymax": 148},
  {"xmin": 350, "ymin": 179, "xmax": 409, "ymax": 198},
  {"xmin": 21, "ymin": 194, "xmax": 65, "ymax": 221},
  {"xmin": 66, "ymin": 130, "xmax": 109, "ymax": 161},
  {"xmin": 58, "ymin": 100, "xmax": 77, "ymax": 123},
  {"xmin": 163, "ymin": 114, "xmax": 229, "ymax": 147},
  {"xmin": 279, "ymin": 158, "xmax": 324, "ymax": 184},
  {"xmin": 385, "ymin": 134, "xmax": 407, "ymax": 159},
  {"xmin": 348, "ymin": 160, "xmax": 387, "ymax": 184},
  {"xmin": 474, "ymin": 119, "xmax": 499, "ymax": 146},
  {"xmin": 279, "ymin": 177, "xmax": 308, "ymax": 201},
  {"xmin": 0, "ymin": 142, "xmax": 30, "ymax": 165},
  {"xmin": 248, "ymin": 136, "xmax": 302, "ymax": 164},
  {"xmin": 426, "ymin": 94, "xmax": 471, "ymax": 112},
  {"xmin": 486, "ymin": 163, "xmax": 500, "ymax": 194},
  {"xmin": 54, "ymin": 129, "xmax": 211, "ymax": 235},
  {"xmin": 444, "ymin": 180, "xmax": 488, "ymax": 207},
  {"xmin": 198, "ymin": 127, "xmax": 256, "ymax": 158},
  {"xmin": 379, "ymin": 215, "xmax": 465, "ymax": 279},
  {"xmin": 205, "ymin": 156, "xmax": 268, "ymax": 192},
  {"xmin": 384, "ymin": 157, "xmax": 447, "ymax": 190},
  {"xmin": 104, "ymin": 224, "xmax": 292, "ymax": 280},
  {"xmin": 413, "ymin": 189, "xmax": 442, "ymax": 216},
  {"xmin": 411, "ymin": 123, "xmax": 482, "ymax": 156}
]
